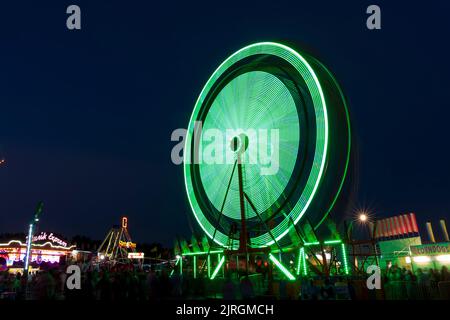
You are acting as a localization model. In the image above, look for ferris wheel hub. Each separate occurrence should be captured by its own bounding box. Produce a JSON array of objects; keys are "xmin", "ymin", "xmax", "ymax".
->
[{"xmin": 230, "ymin": 133, "xmax": 249, "ymax": 155}]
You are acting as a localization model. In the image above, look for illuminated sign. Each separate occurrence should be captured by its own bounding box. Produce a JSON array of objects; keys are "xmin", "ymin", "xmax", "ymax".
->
[
  {"xmin": 410, "ymin": 242, "xmax": 450, "ymax": 256},
  {"xmin": 122, "ymin": 217, "xmax": 128, "ymax": 229},
  {"xmin": 0, "ymin": 240, "xmax": 75, "ymax": 251},
  {"xmin": 128, "ymin": 252, "xmax": 144, "ymax": 259},
  {"xmin": 32, "ymin": 232, "xmax": 68, "ymax": 248},
  {"xmin": 119, "ymin": 241, "xmax": 136, "ymax": 249}
]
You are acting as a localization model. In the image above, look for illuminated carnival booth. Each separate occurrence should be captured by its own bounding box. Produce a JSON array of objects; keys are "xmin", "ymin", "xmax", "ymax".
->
[
  {"xmin": 368, "ymin": 215, "xmax": 450, "ymax": 271},
  {"xmin": 0, "ymin": 231, "xmax": 75, "ymax": 271},
  {"xmin": 407, "ymin": 242, "xmax": 450, "ymax": 269},
  {"xmin": 406, "ymin": 219, "xmax": 450, "ymax": 270},
  {"xmin": 367, "ymin": 213, "xmax": 422, "ymax": 270}
]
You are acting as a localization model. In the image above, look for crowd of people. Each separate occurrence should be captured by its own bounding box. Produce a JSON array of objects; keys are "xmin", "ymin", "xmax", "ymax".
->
[
  {"xmin": 1, "ymin": 262, "xmax": 450, "ymax": 300},
  {"xmin": 383, "ymin": 265, "xmax": 450, "ymax": 299},
  {"xmin": 1, "ymin": 264, "xmax": 178, "ymax": 300}
]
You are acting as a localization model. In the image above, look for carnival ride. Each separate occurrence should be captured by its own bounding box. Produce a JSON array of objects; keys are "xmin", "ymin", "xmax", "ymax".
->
[
  {"xmin": 97, "ymin": 217, "xmax": 138, "ymax": 264},
  {"xmin": 178, "ymin": 42, "xmax": 353, "ymax": 280}
]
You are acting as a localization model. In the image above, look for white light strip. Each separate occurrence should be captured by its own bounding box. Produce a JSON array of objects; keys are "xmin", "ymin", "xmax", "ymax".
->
[
  {"xmin": 0, "ymin": 239, "xmax": 75, "ymax": 250},
  {"xmin": 24, "ymin": 224, "xmax": 33, "ymax": 271},
  {"xmin": 436, "ymin": 255, "xmax": 450, "ymax": 262},
  {"xmin": 413, "ymin": 256, "xmax": 431, "ymax": 263}
]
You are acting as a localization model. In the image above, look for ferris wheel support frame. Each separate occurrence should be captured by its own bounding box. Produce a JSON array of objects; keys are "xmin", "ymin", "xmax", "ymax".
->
[
  {"xmin": 197, "ymin": 153, "xmax": 284, "ymax": 277},
  {"xmin": 220, "ymin": 152, "xmax": 285, "ymax": 276}
]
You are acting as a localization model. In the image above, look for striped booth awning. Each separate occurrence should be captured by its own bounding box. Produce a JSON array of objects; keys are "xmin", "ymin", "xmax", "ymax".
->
[{"xmin": 370, "ymin": 213, "xmax": 420, "ymax": 241}]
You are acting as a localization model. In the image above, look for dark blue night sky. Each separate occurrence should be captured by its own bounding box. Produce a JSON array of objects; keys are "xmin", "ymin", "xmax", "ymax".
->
[{"xmin": 0, "ymin": 1, "xmax": 449, "ymax": 245}]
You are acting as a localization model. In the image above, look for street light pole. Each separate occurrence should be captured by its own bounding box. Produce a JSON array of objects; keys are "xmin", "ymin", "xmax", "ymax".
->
[
  {"xmin": 359, "ymin": 212, "xmax": 380, "ymax": 267},
  {"xmin": 23, "ymin": 202, "xmax": 44, "ymax": 276}
]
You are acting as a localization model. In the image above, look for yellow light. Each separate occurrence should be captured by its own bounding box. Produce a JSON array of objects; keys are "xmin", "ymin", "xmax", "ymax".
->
[
  {"xmin": 413, "ymin": 256, "xmax": 431, "ymax": 263},
  {"xmin": 405, "ymin": 257, "xmax": 411, "ymax": 264},
  {"xmin": 436, "ymin": 255, "xmax": 450, "ymax": 262},
  {"xmin": 119, "ymin": 240, "xmax": 136, "ymax": 249},
  {"xmin": 359, "ymin": 213, "xmax": 368, "ymax": 222}
]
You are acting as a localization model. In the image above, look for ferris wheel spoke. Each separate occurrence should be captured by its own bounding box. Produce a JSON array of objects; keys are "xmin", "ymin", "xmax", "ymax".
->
[
  {"xmin": 208, "ymin": 160, "xmax": 238, "ymax": 247},
  {"xmin": 219, "ymin": 160, "xmax": 238, "ymax": 214},
  {"xmin": 243, "ymin": 191, "xmax": 283, "ymax": 253},
  {"xmin": 198, "ymin": 160, "xmax": 238, "ymax": 275}
]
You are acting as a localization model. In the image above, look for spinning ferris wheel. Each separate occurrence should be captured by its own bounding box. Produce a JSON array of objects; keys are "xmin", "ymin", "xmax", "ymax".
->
[{"xmin": 184, "ymin": 42, "xmax": 351, "ymax": 255}]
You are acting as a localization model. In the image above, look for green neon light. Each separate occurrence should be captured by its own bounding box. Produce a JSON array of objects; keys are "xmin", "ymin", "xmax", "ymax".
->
[
  {"xmin": 304, "ymin": 242, "xmax": 320, "ymax": 246},
  {"xmin": 296, "ymin": 247, "xmax": 308, "ymax": 276},
  {"xmin": 302, "ymin": 248, "xmax": 308, "ymax": 276},
  {"xmin": 184, "ymin": 42, "xmax": 330, "ymax": 248},
  {"xmin": 210, "ymin": 256, "xmax": 225, "ymax": 280},
  {"xmin": 193, "ymin": 255, "xmax": 197, "ymax": 279},
  {"xmin": 324, "ymin": 240, "xmax": 342, "ymax": 245},
  {"xmin": 269, "ymin": 253, "xmax": 296, "ymax": 281},
  {"xmin": 341, "ymin": 243, "xmax": 349, "ymax": 275},
  {"xmin": 170, "ymin": 258, "xmax": 180, "ymax": 277},
  {"xmin": 182, "ymin": 250, "xmax": 224, "ymax": 256},
  {"xmin": 207, "ymin": 255, "xmax": 211, "ymax": 278},
  {"xmin": 303, "ymin": 240, "xmax": 341, "ymax": 246},
  {"xmin": 180, "ymin": 256, "xmax": 183, "ymax": 275},
  {"xmin": 314, "ymin": 63, "xmax": 352, "ymax": 230},
  {"xmin": 296, "ymin": 248, "xmax": 301, "ymax": 275},
  {"xmin": 218, "ymin": 253, "xmax": 224, "ymax": 277}
]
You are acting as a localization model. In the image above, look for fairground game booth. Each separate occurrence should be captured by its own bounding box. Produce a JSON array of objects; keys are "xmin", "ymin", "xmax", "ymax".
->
[
  {"xmin": 0, "ymin": 231, "xmax": 76, "ymax": 273},
  {"xmin": 408, "ymin": 242, "xmax": 450, "ymax": 270},
  {"xmin": 373, "ymin": 214, "xmax": 450, "ymax": 271}
]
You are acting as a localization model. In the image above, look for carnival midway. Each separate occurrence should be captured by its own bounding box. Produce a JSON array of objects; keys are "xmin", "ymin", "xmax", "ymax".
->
[{"xmin": 1, "ymin": 42, "xmax": 450, "ymax": 301}]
